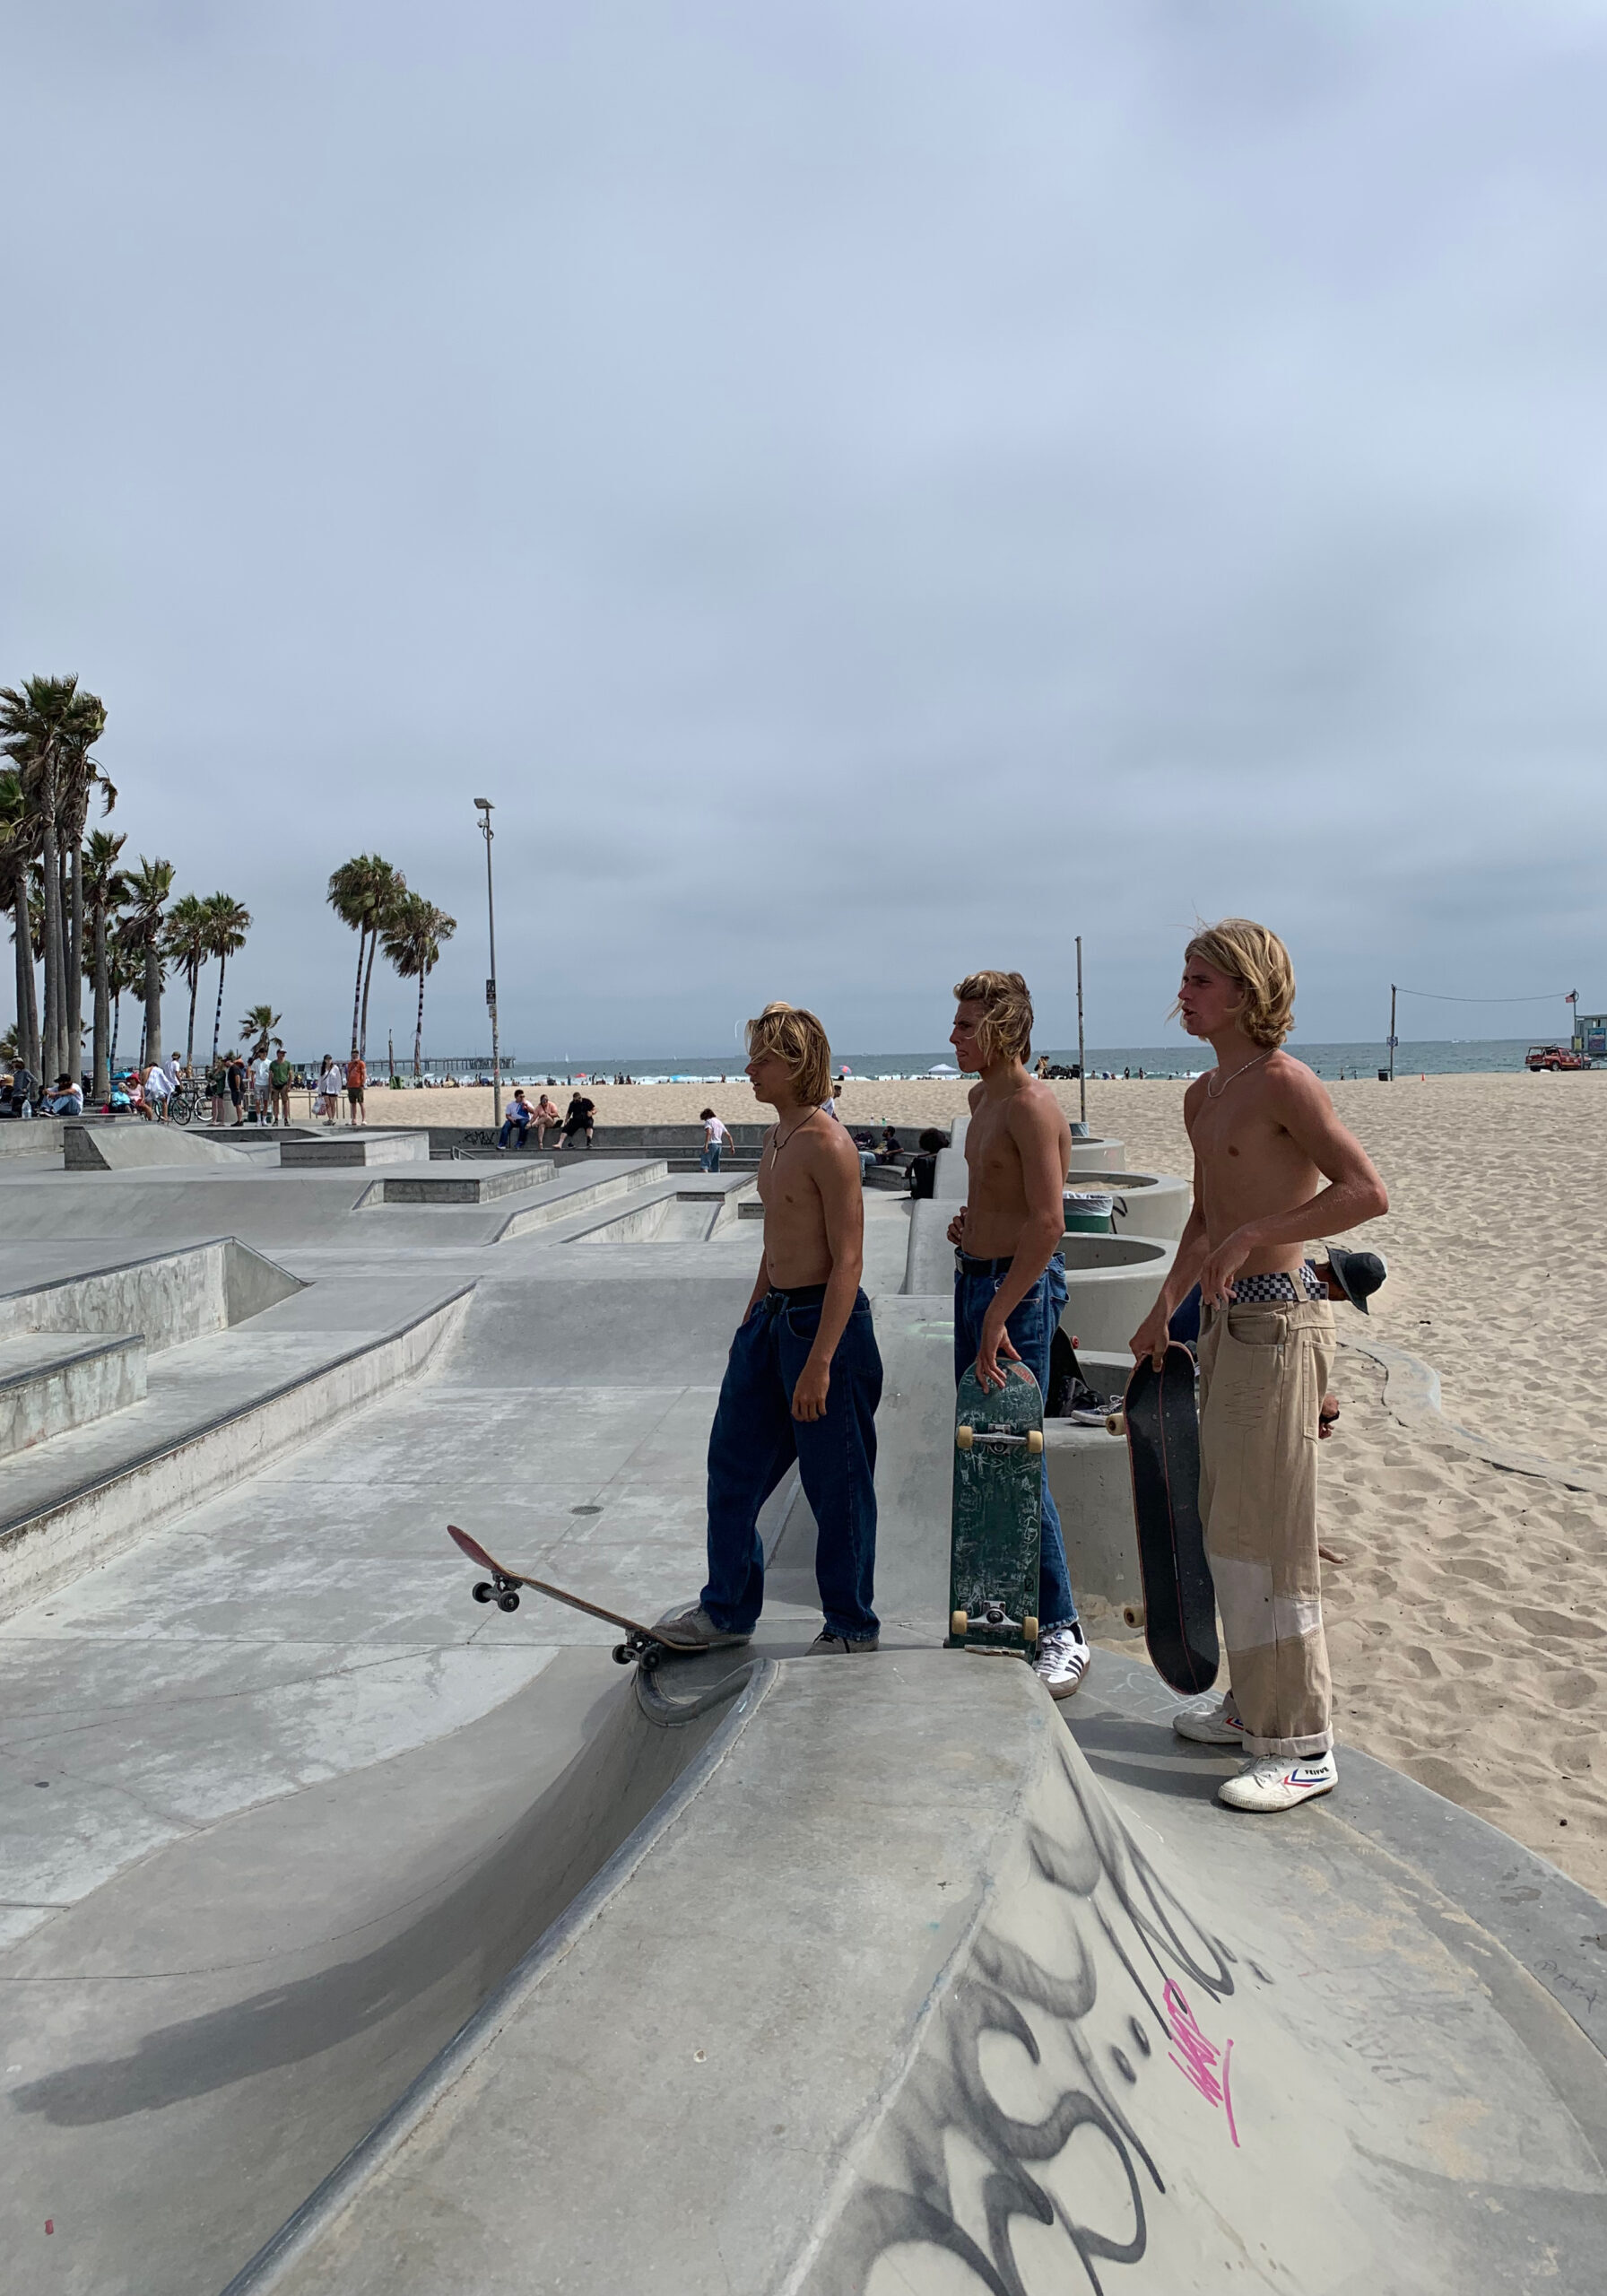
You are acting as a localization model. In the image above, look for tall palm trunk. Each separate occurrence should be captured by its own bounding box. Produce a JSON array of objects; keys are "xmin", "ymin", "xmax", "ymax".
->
[
  {"xmin": 13, "ymin": 857, "xmax": 39, "ymax": 1077},
  {"xmin": 413, "ymin": 969, "xmax": 427, "ymax": 1076},
  {"xmin": 185, "ymin": 968, "xmax": 200, "ymax": 1067},
  {"xmin": 360, "ymin": 929, "xmax": 384, "ymax": 1058},
  {"xmin": 212, "ymin": 955, "xmax": 227, "ymax": 1059},
  {"xmin": 350, "ymin": 929, "xmax": 366, "ymax": 1057},
  {"xmin": 143, "ymin": 939, "xmax": 162, "ymax": 1074},
  {"xmin": 39, "ymin": 800, "xmax": 66, "ymax": 1085},
  {"xmin": 91, "ymin": 905, "xmax": 110, "ymax": 1100},
  {"xmin": 110, "ymin": 988, "xmax": 121, "ymax": 1070},
  {"xmin": 67, "ymin": 843, "xmax": 84, "ymax": 1080}
]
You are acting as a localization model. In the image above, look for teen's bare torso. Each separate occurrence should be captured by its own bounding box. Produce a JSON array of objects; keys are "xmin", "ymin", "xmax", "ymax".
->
[
  {"xmin": 1187, "ymin": 1056, "xmax": 1322, "ymax": 1277},
  {"xmin": 962, "ymin": 1080, "xmax": 1072, "ymax": 1257},
  {"xmin": 757, "ymin": 1113, "xmax": 838, "ymax": 1287}
]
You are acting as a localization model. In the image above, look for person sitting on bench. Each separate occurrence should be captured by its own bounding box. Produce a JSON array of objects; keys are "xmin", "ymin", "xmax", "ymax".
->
[{"xmin": 498, "ymin": 1089, "xmax": 534, "ymax": 1150}]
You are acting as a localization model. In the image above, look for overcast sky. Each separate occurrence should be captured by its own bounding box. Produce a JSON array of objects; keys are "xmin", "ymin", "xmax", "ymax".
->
[{"xmin": 4, "ymin": 1, "xmax": 1603, "ymax": 1061}]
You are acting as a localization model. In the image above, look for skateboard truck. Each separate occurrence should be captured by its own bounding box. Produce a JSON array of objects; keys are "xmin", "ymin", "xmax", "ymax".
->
[
  {"xmin": 956, "ymin": 1423, "xmax": 1044, "ymax": 1455},
  {"xmin": 949, "ymin": 1602, "xmax": 1039, "ymax": 1648}
]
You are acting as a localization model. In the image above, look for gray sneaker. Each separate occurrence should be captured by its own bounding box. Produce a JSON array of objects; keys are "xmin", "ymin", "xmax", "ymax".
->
[
  {"xmin": 652, "ymin": 1603, "xmax": 751, "ymax": 1651},
  {"xmin": 807, "ymin": 1629, "xmax": 880, "ymax": 1654}
]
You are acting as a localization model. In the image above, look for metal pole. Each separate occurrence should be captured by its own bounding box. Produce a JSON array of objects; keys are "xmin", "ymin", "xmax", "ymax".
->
[
  {"xmin": 1075, "ymin": 935, "xmax": 1087, "ymax": 1126},
  {"xmin": 1388, "ymin": 984, "xmax": 1396, "ymax": 1082},
  {"xmin": 475, "ymin": 799, "xmax": 500, "ymax": 1101}
]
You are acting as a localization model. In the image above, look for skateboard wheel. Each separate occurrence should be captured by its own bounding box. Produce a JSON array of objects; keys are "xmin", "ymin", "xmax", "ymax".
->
[
  {"xmin": 1023, "ymin": 1614, "xmax": 1038, "ymax": 1646},
  {"xmin": 956, "ymin": 1425, "xmax": 974, "ymax": 1451},
  {"xmin": 612, "ymin": 1643, "xmax": 632, "ymax": 1665},
  {"xmin": 497, "ymin": 1590, "xmax": 520, "ymax": 1613},
  {"xmin": 950, "ymin": 1609, "xmax": 968, "ymax": 1640},
  {"xmin": 1026, "ymin": 1429, "xmax": 1043, "ymax": 1456},
  {"xmin": 1122, "ymin": 1602, "xmax": 1145, "ymax": 1631},
  {"xmin": 1106, "ymin": 1413, "xmax": 1124, "ymax": 1436},
  {"xmin": 472, "ymin": 1581, "xmax": 494, "ymax": 1604}
]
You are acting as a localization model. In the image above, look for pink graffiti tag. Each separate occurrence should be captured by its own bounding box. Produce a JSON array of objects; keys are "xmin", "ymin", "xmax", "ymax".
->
[{"xmin": 1161, "ymin": 1979, "xmax": 1240, "ymax": 2149}]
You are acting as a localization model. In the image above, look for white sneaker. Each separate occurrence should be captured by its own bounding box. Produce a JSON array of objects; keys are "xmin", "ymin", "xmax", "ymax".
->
[
  {"xmin": 1217, "ymin": 1751, "xmax": 1337, "ymax": 1813},
  {"xmin": 1172, "ymin": 1697, "xmax": 1246, "ymax": 1747},
  {"xmin": 1032, "ymin": 1622, "xmax": 1090, "ymax": 1701}
]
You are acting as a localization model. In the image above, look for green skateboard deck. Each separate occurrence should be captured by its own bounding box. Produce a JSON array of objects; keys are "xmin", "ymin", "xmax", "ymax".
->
[{"xmin": 946, "ymin": 1361, "xmax": 1045, "ymax": 1656}]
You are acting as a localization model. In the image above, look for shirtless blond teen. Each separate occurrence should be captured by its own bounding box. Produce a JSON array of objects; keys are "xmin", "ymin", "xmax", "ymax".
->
[
  {"xmin": 946, "ymin": 970, "xmax": 1090, "ymax": 1700},
  {"xmin": 1130, "ymin": 919, "xmax": 1388, "ymax": 1813},
  {"xmin": 658, "ymin": 1003, "xmax": 882, "ymax": 1655}
]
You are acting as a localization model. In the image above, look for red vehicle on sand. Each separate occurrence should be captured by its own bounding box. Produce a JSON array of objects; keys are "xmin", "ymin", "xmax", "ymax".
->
[{"xmin": 1525, "ymin": 1044, "xmax": 1592, "ymax": 1071}]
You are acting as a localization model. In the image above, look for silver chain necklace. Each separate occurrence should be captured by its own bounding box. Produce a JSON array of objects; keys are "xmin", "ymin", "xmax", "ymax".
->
[{"xmin": 1206, "ymin": 1049, "xmax": 1273, "ymax": 1101}]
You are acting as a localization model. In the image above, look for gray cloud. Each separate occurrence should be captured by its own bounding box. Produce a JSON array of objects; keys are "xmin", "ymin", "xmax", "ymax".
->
[{"xmin": 3, "ymin": 0, "xmax": 1603, "ymax": 1061}]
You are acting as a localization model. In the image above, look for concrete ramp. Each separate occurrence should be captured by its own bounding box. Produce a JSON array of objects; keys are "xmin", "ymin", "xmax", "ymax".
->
[
  {"xmin": 230, "ymin": 1658, "xmax": 1607, "ymax": 2294},
  {"xmin": 65, "ymin": 1121, "xmax": 262, "ymax": 1170}
]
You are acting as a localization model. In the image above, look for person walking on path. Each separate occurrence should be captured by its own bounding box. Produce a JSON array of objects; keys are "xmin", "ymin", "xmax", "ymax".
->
[
  {"xmin": 945, "ymin": 970, "xmax": 1090, "ymax": 1701},
  {"xmin": 498, "ymin": 1090, "xmax": 534, "ymax": 1150},
  {"xmin": 1130, "ymin": 918, "xmax": 1388, "ymax": 1815},
  {"xmin": 346, "ymin": 1052, "xmax": 366, "ymax": 1126},
  {"xmin": 657, "ymin": 1002, "xmax": 882, "ymax": 1656},
  {"xmin": 555, "ymin": 1091, "xmax": 594, "ymax": 1151},
  {"xmin": 699, "ymin": 1108, "xmax": 730, "ymax": 1171}
]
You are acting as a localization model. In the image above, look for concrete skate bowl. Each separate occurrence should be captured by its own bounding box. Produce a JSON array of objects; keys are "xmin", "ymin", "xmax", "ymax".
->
[
  {"xmin": 4, "ymin": 1651, "xmax": 761, "ymax": 2296},
  {"xmin": 225, "ymin": 1657, "xmax": 1607, "ymax": 2295}
]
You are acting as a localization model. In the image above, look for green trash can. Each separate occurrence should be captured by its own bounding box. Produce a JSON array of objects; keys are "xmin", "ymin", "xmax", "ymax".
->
[{"xmin": 1063, "ymin": 1189, "xmax": 1114, "ymax": 1237}]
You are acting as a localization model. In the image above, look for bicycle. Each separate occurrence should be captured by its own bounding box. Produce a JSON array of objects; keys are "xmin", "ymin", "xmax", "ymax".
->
[{"xmin": 169, "ymin": 1080, "xmax": 207, "ymax": 1126}]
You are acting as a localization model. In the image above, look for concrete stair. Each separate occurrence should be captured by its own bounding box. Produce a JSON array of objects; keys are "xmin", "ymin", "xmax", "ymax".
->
[{"xmin": 0, "ymin": 1330, "xmax": 147, "ymax": 1458}]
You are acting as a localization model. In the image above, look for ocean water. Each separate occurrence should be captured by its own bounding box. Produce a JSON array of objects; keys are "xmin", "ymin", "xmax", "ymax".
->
[{"xmin": 487, "ymin": 1038, "xmax": 1558, "ymax": 1083}]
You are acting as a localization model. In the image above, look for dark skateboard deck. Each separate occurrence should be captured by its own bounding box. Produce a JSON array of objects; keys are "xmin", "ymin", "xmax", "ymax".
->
[
  {"xmin": 1119, "ymin": 1345, "xmax": 1219, "ymax": 1694},
  {"xmin": 947, "ymin": 1361, "xmax": 1044, "ymax": 1657},
  {"xmin": 447, "ymin": 1523, "xmax": 680, "ymax": 1671}
]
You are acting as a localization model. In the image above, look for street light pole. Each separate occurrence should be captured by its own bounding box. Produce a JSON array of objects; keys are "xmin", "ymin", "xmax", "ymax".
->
[
  {"xmin": 1075, "ymin": 935, "xmax": 1087, "ymax": 1127},
  {"xmin": 474, "ymin": 798, "xmax": 499, "ymax": 1100}
]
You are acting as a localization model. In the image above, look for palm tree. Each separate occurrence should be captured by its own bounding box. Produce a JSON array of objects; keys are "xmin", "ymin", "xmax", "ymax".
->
[
  {"xmin": 0, "ymin": 675, "xmax": 104, "ymax": 1082},
  {"xmin": 239, "ymin": 1003, "xmax": 281, "ymax": 1058},
  {"xmin": 83, "ymin": 828, "xmax": 129, "ymax": 1099},
  {"xmin": 162, "ymin": 893, "xmax": 213, "ymax": 1070},
  {"xmin": 202, "ymin": 893, "xmax": 251, "ymax": 1062},
  {"xmin": 122, "ymin": 856, "xmax": 175, "ymax": 1070},
  {"xmin": 381, "ymin": 892, "xmax": 456, "ymax": 1077},
  {"xmin": 105, "ymin": 929, "xmax": 142, "ymax": 1073},
  {"xmin": 56, "ymin": 700, "xmax": 113, "ymax": 1079},
  {"xmin": 327, "ymin": 855, "xmax": 405, "ymax": 1059},
  {"xmin": 0, "ymin": 766, "xmax": 39, "ymax": 1078}
]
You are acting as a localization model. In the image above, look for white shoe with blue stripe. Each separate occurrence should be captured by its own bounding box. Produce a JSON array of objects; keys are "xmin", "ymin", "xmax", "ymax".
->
[{"xmin": 1217, "ymin": 1751, "xmax": 1337, "ymax": 1812}]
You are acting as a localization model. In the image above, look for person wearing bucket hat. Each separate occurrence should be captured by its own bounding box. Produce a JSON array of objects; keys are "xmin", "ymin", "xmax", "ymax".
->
[{"xmin": 1318, "ymin": 1244, "xmax": 1388, "ymax": 1315}]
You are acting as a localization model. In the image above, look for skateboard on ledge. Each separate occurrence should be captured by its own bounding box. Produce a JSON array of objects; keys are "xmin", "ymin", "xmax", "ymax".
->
[
  {"xmin": 1115, "ymin": 1345, "xmax": 1219, "ymax": 1695},
  {"xmin": 946, "ymin": 1361, "xmax": 1044, "ymax": 1658},
  {"xmin": 447, "ymin": 1523, "xmax": 679, "ymax": 1672}
]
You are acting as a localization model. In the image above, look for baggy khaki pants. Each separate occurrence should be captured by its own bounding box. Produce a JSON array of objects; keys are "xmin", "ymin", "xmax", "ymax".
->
[{"xmin": 1198, "ymin": 1296, "xmax": 1336, "ymax": 1757}]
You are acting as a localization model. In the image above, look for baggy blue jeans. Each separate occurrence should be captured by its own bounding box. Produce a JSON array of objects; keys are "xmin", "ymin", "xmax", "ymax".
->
[
  {"xmin": 953, "ymin": 1252, "xmax": 1078, "ymax": 1629},
  {"xmin": 700, "ymin": 1285, "xmax": 882, "ymax": 1639}
]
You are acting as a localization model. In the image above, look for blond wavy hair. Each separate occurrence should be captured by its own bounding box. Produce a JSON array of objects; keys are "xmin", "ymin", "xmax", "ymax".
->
[
  {"xmin": 746, "ymin": 1002, "xmax": 832, "ymax": 1109},
  {"xmin": 953, "ymin": 970, "xmax": 1034, "ymax": 1066},
  {"xmin": 1182, "ymin": 918, "xmax": 1296, "ymax": 1048}
]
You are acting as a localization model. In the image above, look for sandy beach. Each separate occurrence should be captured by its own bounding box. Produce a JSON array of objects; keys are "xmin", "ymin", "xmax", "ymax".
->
[{"xmin": 375, "ymin": 1069, "xmax": 1607, "ymax": 1891}]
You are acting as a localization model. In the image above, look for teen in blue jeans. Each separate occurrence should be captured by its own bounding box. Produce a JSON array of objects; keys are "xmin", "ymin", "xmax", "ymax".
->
[
  {"xmin": 953, "ymin": 1249, "xmax": 1079, "ymax": 1633},
  {"xmin": 697, "ymin": 1283, "xmax": 882, "ymax": 1642}
]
